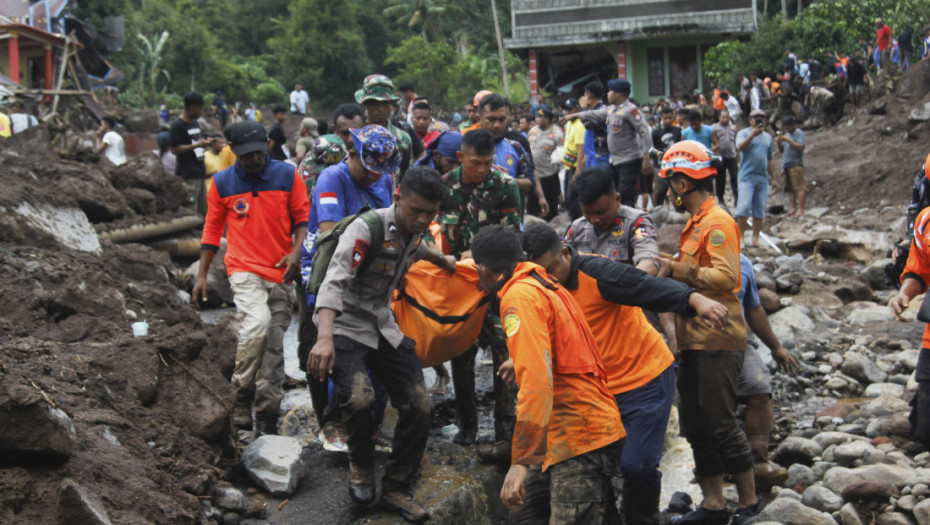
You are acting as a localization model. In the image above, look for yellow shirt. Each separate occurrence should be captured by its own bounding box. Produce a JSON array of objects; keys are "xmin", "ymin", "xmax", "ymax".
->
[
  {"xmin": 218, "ymin": 144, "xmax": 237, "ymax": 172},
  {"xmin": 0, "ymin": 113, "xmax": 10, "ymax": 138},
  {"xmin": 561, "ymin": 118, "xmax": 586, "ymax": 169}
]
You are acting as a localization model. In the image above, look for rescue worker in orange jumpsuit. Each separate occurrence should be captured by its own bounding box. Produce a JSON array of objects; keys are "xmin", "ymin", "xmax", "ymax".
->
[
  {"xmin": 521, "ymin": 223, "xmax": 728, "ymax": 524},
  {"xmin": 654, "ymin": 141, "xmax": 761, "ymax": 525},
  {"xmin": 471, "ymin": 225, "xmax": 625, "ymax": 525}
]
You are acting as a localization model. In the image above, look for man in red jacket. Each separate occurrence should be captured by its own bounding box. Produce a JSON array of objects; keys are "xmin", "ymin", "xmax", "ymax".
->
[{"xmin": 193, "ymin": 120, "xmax": 310, "ymax": 436}]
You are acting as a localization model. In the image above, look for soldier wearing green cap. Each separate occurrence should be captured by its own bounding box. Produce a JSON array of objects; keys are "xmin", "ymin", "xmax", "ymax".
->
[{"xmin": 355, "ymin": 74, "xmax": 420, "ymax": 180}]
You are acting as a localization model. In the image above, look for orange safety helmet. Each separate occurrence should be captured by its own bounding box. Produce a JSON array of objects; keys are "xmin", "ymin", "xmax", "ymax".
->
[
  {"xmin": 925, "ymin": 151, "xmax": 930, "ymax": 179},
  {"xmin": 473, "ymin": 90, "xmax": 493, "ymax": 107},
  {"xmin": 659, "ymin": 140, "xmax": 718, "ymax": 179}
]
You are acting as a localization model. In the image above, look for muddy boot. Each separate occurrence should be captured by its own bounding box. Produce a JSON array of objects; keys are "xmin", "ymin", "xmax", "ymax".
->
[
  {"xmin": 622, "ymin": 485, "xmax": 660, "ymax": 525},
  {"xmin": 751, "ymin": 442, "xmax": 787, "ymax": 488},
  {"xmin": 255, "ymin": 412, "xmax": 278, "ymax": 437},
  {"xmin": 348, "ymin": 462, "xmax": 375, "ymax": 504},
  {"xmin": 233, "ymin": 391, "xmax": 253, "ymax": 430},
  {"xmin": 381, "ymin": 490, "xmax": 430, "ymax": 521}
]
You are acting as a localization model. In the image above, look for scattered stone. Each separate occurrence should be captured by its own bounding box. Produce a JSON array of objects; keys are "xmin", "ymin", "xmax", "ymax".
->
[
  {"xmin": 840, "ymin": 480, "xmax": 901, "ymax": 503},
  {"xmin": 241, "ymin": 435, "xmax": 305, "ymax": 497},
  {"xmin": 777, "ymin": 487, "xmax": 804, "ymax": 501},
  {"xmin": 752, "ymin": 496, "xmax": 835, "ymax": 525},
  {"xmin": 666, "ymin": 491, "xmax": 693, "ymax": 514},
  {"xmin": 874, "ymin": 511, "xmax": 912, "ymax": 525},
  {"xmin": 897, "ymin": 494, "xmax": 917, "ymax": 512},
  {"xmin": 834, "ymin": 441, "xmax": 880, "ymax": 466},
  {"xmin": 755, "ymin": 271, "xmax": 777, "ymax": 291},
  {"xmin": 914, "ymin": 498, "xmax": 930, "ymax": 524},
  {"xmin": 813, "ymin": 431, "xmax": 870, "ymax": 449},
  {"xmin": 786, "ymin": 464, "xmax": 817, "ymax": 488},
  {"xmin": 823, "ymin": 464, "xmax": 913, "ymax": 494},
  {"xmin": 802, "ymin": 485, "xmax": 845, "ymax": 512},
  {"xmin": 839, "ymin": 502, "xmax": 864, "ymax": 525},
  {"xmin": 864, "ymin": 383, "xmax": 905, "ymax": 398},
  {"xmin": 841, "ymin": 353, "xmax": 888, "ymax": 385},
  {"xmin": 861, "ymin": 258, "xmax": 893, "ymax": 289},
  {"xmin": 212, "ymin": 487, "xmax": 246, "ymax": 513},
  {"xmin": 773, "ymin": 436, "xmax": 824, "ymax": 467},
  {"xmin": 57, "ymin": 479, "xmax": 113, "ymax": 525},
  {"xmin": 769, "ymin": 306, "xmax": 816, "ymax": 348},
  {"xmin": 847, "ymin": 305, "xmax": 894, "ymax": 324},
  {"xmin": 912, "ymin": 483, "xmax": 930, "ymax": 497},
  {"xmin": 862, "ymin": 396, "xmax": 910, "ymax": 417},
  {"xmin": 867, "ymin": 416, "xmax": 912, "ymax": 439},
  {"xmin": 758, "ymin": 287, "xmax": 781, "ymax": 313},
  {"xmin": 0, "ymin": 382, "xmax": 77, "ymax": 464}
]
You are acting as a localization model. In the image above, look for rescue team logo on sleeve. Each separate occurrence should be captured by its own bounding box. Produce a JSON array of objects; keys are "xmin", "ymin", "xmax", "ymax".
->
[
  {"xmin": 233, "ymin": 198, "xmax": 249, "ymax": 215},
  {"xmin": 350, "ymin": 239, "xmax": 369, "ymax": 269},
  {"xmin": 504, "ymin": 313, "xmax": 520, "ymax": 338},
  {"xmin": 320, "ymin": 192, "xmax": 338, "ymax": 205},
  {"xmin": 634, "ymin": 227, "xmax": 648, "ymax": 239},
  {"xmin": 709, "ymin": 230, "xmax": 726, "ymax": 247},
  {"xmin": 505, "ymin": 154, "xmax": 516, "ymax": 167},
  {"xmin": 632, "ymin": 108, "xmax": 642, "ymax": 121}
]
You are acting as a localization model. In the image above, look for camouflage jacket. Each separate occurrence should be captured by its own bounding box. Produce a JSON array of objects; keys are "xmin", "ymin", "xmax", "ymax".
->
[
  {"xmin": 386, "ymin": 121, "xmax": 413, "ymax": 175},
  {"xmin": 438, "ymin": 166, "xmax": 523, "ymax": 258}
]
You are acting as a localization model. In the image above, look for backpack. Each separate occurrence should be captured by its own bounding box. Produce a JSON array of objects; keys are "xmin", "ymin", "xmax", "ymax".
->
[{"xmin": 305, "ymin": 209, "xmax": 383, "ymax": 295}]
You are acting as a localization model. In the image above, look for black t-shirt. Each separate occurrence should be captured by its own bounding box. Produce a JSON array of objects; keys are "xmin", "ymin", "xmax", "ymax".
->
[
  {"xmin": 848, "ymin": 62, "xmax": 867, "ymax": 85},
  {"xmin": 169, "ymin": 118, "xmax": 205, "ymax": 180},
  {"xmin": 809, "ymin": 59, "xmax": 823, "ymax": 81},
  {"xmin": 268, "ymin": 123, "xmax": 287, "ymax": 161},
  {"xmin": 651, "ymin": 126, "xmax": 682, "ymax": 152}
]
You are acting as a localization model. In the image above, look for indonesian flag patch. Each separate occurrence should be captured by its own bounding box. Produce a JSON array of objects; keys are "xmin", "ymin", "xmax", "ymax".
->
[{"xmin": 320, "ymin": 192, "xmax": 338, "ymax": 205}]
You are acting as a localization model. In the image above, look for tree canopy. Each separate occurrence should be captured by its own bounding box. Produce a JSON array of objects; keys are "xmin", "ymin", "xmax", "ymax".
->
[{"xmin": 73, "ymin": 0, "xmax": 518, "ymax": 111}]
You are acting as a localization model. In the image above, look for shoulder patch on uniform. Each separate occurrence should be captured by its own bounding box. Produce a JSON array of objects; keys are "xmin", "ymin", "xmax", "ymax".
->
[
  {"xmin": 504, "ymin": 313, "xmax": 520, "ymax": 338},
  {"xmin": 351, "ymin": 239, "xmax": 369, "ymax": 269},
  {"xmin": 709, "ymin": 229, "xmax": 726, "ymax": 247},
  {"xmin": 634, "ymin": 227, "xmax": 648, "ymax": 240}
]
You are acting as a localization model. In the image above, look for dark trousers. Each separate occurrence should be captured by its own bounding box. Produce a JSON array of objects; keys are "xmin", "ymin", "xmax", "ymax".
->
[
  {"xmin": 331, "ymin": 335, "xmax": 430, "ymax": 492},
  {"xmin": 539, "ymin": 175, "xmax": 562, "ymax": 221},
  {"xmin": 451, "ymin": 311, "xmax": 516, "ymax": 440},
  {"xmin": 677, "ymin": 350, "xmax": 753, "ymax": 477},
  {"xmin": 911, "ymin": 348, "xmax": 930, "ymax": 449},
  {"xmin": 296, "ymin": 292, "xmax": 330, "ymax": 425},
  {"xmin": 510, "ymin": 442, "xmax": 624, "ymax": 525},
  {"xmin": 611, "ymin": 159, "xmax": 642, "ymax": 208},
  {"xmin": 715, "ymin": 157, "xmax": 739, "ymax": 206},
  {"xmin": 564, "ymin": 167, "xmax": 582, "ymax": 221}
]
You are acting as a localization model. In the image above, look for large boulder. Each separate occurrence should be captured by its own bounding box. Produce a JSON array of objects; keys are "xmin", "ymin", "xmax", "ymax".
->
[
  {"xmin": 0, "ymin": 382, "xmax": 76, "ymax": 464},
  {"xmin": 841, "ymin": 352, "xmax": 888, "ymax": 385},
  {"xmin": 823, "ymin": 464, "xmax": 915, "ymax": 494},
  {"xmin": 840, "ymin": 480, "xmax": 900, "ymax": 503},
  {"xmin": 801, "ymin": 485, "xmax": 844, "ymax": 513},
  {"xmin": 241, "ymin": 435, "xmax": 305, "ymax": 497},
  {"xmin": 768, "ymin": 306, "xmax": 816, "ymax": 348}
]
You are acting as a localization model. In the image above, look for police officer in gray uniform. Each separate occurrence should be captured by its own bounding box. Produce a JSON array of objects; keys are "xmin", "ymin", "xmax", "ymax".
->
[
  {"xmin": 307, "ymin": 166, "xmax": 455, "ymax": 522},
  {"xmin": 564, "ymin": 168, "xmax": 659, "ymax": 274},
  {"xmin": 576, "ymin": 79, "xmax": 653, "ymax": 208}
]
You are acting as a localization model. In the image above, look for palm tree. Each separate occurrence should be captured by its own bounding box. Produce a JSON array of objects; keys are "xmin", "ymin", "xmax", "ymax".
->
[{"xmin": 383, "ymin": 0, "xmax": 461, "ymax": 41}]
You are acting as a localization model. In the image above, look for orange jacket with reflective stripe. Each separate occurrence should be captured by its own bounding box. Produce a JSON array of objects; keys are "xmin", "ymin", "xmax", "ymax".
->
[
  {"xmin": 498, "ymin": 262, "xmax": 624, "ymax": 470},
  {"xmin": 672, "ymin": 196, "xmax": 746, "ymax": 351}
]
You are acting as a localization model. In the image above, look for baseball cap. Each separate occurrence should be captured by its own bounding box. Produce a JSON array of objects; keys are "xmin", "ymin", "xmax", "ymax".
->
[
  {"xmin": 348, "ymin": 125, "xmax": 401, "ymax": 176},
  {"xmin": 562, "ymin": 98, "xmax": 580, "ymax": 110},
  {"xmin": 229, "ymin": 121, "xmax": 269, "ymax": 156},
  {"xmin": 355, "ymin": 74, "xmax": 400, "ymax": 104},
  {"xmin": 473, "ymin": 90, "xmax": 493, "ymax": 107},
  {"xmin": 536, "ymin": 105, "xmax": 553, "ymax": 119},
  {"xmin": 301, "ymin": 117, "xmax": 319, "ymax": 139},
  {"xmin": 607, "ymin": 78, "xmax": 632, "ymax": 93}
]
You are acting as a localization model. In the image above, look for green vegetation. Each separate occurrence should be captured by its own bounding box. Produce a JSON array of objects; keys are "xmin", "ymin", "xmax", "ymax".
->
[
  {"xmin": 705, "ymin": 0, "xmax": 930, "ymax": 90},
  {"xmin": 73, "ymin": 0, "xmax": 519, "ymax": 111}
]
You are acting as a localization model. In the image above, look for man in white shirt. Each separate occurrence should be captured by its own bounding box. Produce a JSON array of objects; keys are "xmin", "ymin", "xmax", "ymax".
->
[
  {"xmin": 290, "ymin": 83, "xmax": 310, "ymax": 115},
  {"xmin": 95, "ymin": 117, "xmax": 127, "ymax": 166},
  {"xmin": 9, "ymin": 101, "xmax": 39, "ymax": 134}
]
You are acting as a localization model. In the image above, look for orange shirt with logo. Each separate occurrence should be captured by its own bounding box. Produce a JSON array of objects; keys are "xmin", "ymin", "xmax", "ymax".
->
[
  {"xmin": 498, "ymin": 262, "xmax": 624, "ymax": 471},
  {"xmin": 672, "ymin": 196, "xmax": 746, "ymax": 351},
  {"xmin": 903, "ymin": 207, "xmax": 930, "ymax": 349}
]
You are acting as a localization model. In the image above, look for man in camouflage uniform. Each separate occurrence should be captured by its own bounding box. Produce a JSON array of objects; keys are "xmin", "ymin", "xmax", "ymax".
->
[
  {"xmin": 437, "ymin": 128, "xmax": 522, "ymax": 446},
  {"xmin": 355, "ymin": 74, "xmax": 415, "ymax": 178}
]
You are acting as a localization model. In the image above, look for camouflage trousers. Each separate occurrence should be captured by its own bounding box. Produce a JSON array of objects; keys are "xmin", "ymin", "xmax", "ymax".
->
[{"xmin": 509, "ymin": 441, "xmax": 624, "ymax": 525}]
